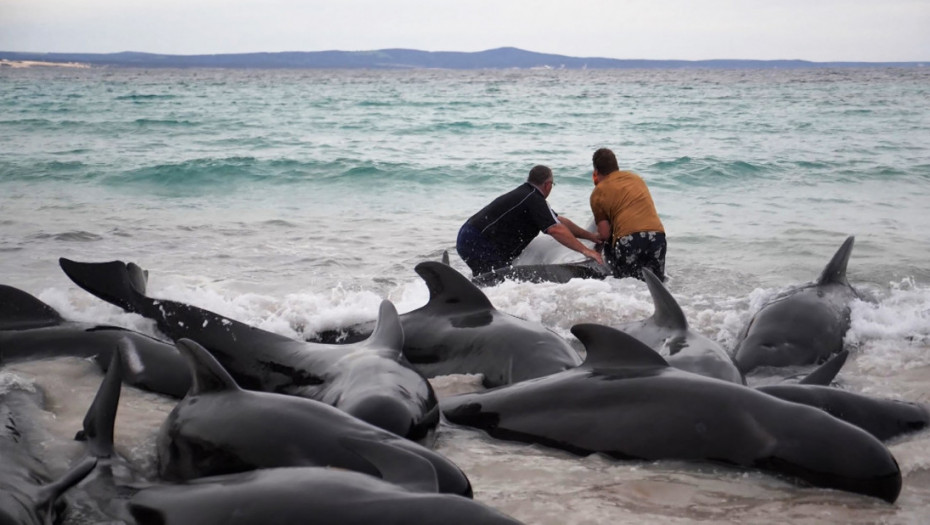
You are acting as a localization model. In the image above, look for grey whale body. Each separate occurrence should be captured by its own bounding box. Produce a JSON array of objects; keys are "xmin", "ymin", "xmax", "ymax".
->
[
  {"xmin": 442, "ymin": 323, "xmax": 902, "ymax": 502},
  {"xmin": 157, "ymin": 338, "xmax": 472, "ymax": 498},
  {"xmin": 734, "ymin": 236, "xmax": 859, "ymax": 374},
  {"xmin": 128, "ymin": 466, "xmax": 521, "ymax": 525}
]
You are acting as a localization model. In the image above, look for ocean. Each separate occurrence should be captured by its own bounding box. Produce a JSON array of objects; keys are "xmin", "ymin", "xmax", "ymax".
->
[{"xmin": 1, "ymin": 65, "xmax": 929, "ymax": 524}]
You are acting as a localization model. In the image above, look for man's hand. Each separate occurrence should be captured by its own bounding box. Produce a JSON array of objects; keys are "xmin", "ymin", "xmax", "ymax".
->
[{"xmin": 583, "ymin": 248, "xmax": 604, "ymax": 265}]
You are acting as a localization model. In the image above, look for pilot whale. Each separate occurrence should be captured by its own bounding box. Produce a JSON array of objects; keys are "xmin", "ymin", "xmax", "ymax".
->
[
  {"xmin": 733, "ymin": 236, "xmax": 860, "ymax": 374},
  {"xmin": 128, "ymin": 465, "xmax": 521, "ymax": 525},
  {"xmin": 471, "ymin": 259, "xmax": 609, "ymax": 287},
  {"xmin": 314, "ymin": 261, "xmax": 582, "ymax": 387},
  {"xmin": 157, "ymin": 338, "xmax": 472, "ymax": 497},
  {"xmin": 0, "ymin": 381, "xmax": 97, "ymax": 524},
  {"xmin": 615, "ymin": 268, "xmax": 742, "ymax": 384},
  {"xmin": 58, "ymin": 258, "xmax": 438, "ymax": 441},
  {"xmin": 0, "ymin": 283, "xmax": 190, "ymax": 398},
  {"xmin": 442, "ymin": 323, "xmax": 902, "ymax": 502}
]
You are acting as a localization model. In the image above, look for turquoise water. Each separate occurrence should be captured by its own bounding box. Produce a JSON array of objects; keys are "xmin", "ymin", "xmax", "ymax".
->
[{"xmin": 1, "ymin": 66, "xmax": 930, "ymax": 524}]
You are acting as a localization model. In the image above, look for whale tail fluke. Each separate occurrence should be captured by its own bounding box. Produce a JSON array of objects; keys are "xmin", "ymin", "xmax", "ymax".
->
[{"xmin": 59, "ymin": 258, "xmax": 147, "ymax": 312}]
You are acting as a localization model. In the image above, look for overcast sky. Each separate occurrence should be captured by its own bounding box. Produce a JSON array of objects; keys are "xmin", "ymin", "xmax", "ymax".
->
[{"xmin": 2, "ymin": 0, "xmax": 928, "ymax": 62}]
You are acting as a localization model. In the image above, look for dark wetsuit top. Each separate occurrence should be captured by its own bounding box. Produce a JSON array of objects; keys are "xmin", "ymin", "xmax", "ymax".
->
[{"xmin": 460, "ymin": 183, "xmax": 559, "ymax": 270}]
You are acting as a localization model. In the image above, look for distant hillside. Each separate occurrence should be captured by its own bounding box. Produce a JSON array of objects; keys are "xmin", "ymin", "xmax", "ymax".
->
[{"xmin": 0, "ymin": 47, "xmax": 923, "ymax": 69}]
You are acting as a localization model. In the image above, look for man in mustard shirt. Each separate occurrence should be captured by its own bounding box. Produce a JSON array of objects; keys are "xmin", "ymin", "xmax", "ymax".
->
[{"xmin": 589, "ymin": 148, "xmax": 666, "ymax": 281}]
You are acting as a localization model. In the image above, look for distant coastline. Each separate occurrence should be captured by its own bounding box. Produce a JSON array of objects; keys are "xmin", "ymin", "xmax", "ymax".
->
[
  {"xmin": 0, "ymin": 59, "xmax": 90, "ymax": 69},
  {"xmin": 0, "ymin": 47, "xmax": 924, "ymax": 70}
]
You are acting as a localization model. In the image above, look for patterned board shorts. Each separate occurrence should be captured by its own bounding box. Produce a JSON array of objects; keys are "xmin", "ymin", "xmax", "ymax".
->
[{"xmin": 606, "ymin": 231, "xmax": 667, "ymax": 281}]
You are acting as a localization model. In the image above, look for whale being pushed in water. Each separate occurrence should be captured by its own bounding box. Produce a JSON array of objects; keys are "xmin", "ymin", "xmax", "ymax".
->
[{"xmin": 442, "ymin": 323, "xmax": 902, "ymax": 502}]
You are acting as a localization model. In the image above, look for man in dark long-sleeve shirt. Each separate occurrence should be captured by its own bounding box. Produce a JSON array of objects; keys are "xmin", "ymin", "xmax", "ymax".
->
[{"xmin": 456, "ymin": 165, "xmax": 603, "ymax": 276}]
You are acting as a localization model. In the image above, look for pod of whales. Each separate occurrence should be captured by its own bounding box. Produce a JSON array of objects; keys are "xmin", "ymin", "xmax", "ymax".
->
[
  {"xmin": 442, "ymin": 323, "xmax": 902, "ymax": 502},
  {"xmin": 58, "ymin": 257, "xmax": 438, "ymax": 441},
  {"xmin": 0, "ymin": 241, "xmax": 922, "ymax": 522},
  {"xmin": 734, "ymin": 236, "xmax": 859, "ymax": 374},
  {"xmin": 313, "ymin": 261, "xmax": 582, "ymax": 387}
]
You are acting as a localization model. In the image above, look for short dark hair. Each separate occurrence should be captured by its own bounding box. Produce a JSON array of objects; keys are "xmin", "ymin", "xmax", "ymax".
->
[
  {"xmin": 527, "ymin": 165, "xmax": 553, "ymax": 186},
  {"xmin": 592, "ymin": 148, "xmax": 619, "ymax": 175}
]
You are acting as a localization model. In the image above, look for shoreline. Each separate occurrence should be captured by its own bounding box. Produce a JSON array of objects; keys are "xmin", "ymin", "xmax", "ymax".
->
[{"xmin": 0, "ymin": 59, "xmax": 90, "ymax": 69}]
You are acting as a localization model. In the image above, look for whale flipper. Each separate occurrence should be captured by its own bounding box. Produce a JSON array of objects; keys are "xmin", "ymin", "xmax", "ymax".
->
[
  {"xmin": 340, "ymin": 436, "xmax": 439, "ymax": 493},
  {"xmin": 798, "ymin": 350, "xmax": 849, "ymax": 386},
  {"xmin": 174, "ymin": 338, "xmax": 242, "ymax": 394},
  {"xmin": 76, "ymin": 347, "xmax": 124, "ymax": 458},
  {"xmin": 33, "ymin": 456, "xmax": 98, "ymax": 516}
]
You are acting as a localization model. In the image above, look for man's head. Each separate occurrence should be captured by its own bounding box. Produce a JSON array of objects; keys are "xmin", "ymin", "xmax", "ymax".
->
[
  {"xmin": 527, "ymin": 165, "xmax": 554, "ymax": 197},
  {"xmin": 592, "ymin": 148, "xmax": 619, "ymax": 184}
]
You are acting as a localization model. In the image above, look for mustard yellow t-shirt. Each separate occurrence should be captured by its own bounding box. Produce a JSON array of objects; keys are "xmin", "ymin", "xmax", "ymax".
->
[{"xmin": 589, "ymin": 170, "xmax": 664, "ymax": 242}]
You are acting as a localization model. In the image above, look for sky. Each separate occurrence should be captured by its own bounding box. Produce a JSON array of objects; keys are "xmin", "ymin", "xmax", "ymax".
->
[{"xmin": 2, "ymin": 0, "xmax": 928, "ymax": 62}]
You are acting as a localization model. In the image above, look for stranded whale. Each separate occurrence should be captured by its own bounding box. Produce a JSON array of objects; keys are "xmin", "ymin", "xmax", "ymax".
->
[
  {"xmin": 442, "ymin": 323, "xmax": 902, "ymax": 502},
  {"xmin": 733, "ymin": 236, "xmax": 859, "ymax": 374},
  {"xmin": 157, "ymin": 338, "xmax": 472, "ymax": 497}
]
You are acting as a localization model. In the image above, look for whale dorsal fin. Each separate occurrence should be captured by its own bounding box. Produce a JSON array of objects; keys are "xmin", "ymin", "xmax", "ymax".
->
[
  {"xmin": 642, "ymin": 268, "xmax": 688, "ymax": 331},
  {"xmin": 799, "ymin": 350, "xmax": 849, "ymax": 386},
  {"xmin": 0, "ymin": 284, "xmax": 64, "ymax": 330},
  {"xmin": 414, "ymin": 261, "xmax": 494, "ymax": 313},
  {"xmin": 572, "ymin": 323, "xmax": 670, "ymax": 369},
  {"xmin": 441, "ymin": 250, "xmax": 450, "ymax": 266},
  {"xmin": 816, "ymin": 236, "xmax": 855, "ymax": 286},
  {"xmin": 339, "ymin": 436, "xmax": 439, "ymax": 493},
  {"xmin": 77, "ymin": 344, "xmax": 123, "ymax": 458},
  {"xmin": 174, "ymin": 338, "xmax": 241, "ymax": 394},
  {"xmin": 362, "ymin": 300, "xmax": 405, "ymax": 356}
]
